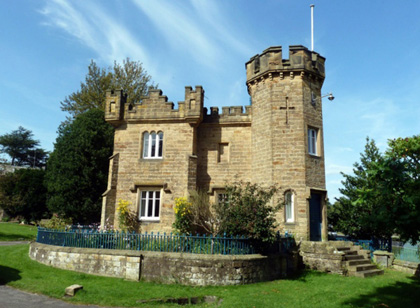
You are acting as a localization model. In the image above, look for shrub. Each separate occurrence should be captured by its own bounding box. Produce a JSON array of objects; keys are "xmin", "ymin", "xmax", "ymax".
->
[
  {"xmin": 216, "ymin": 182, "xmax": 281, "ymax": 248},
  {"xmin": 173, "ymin": 197, "xmax": 192, "ymax": 234},
  {"xmin": 173, "ymin": 183, "xmax": 281, "ymax": 252},
  {"xmin": 117, "ymin": 199, "xmax": 141, "ymax": 233},
  {"xmin": 39, "ymin": 213, "xmax": 72, "ymax": 230}
]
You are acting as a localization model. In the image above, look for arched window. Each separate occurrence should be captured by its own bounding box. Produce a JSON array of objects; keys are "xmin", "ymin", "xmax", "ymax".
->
[
  {"xmin": 285, "ymin": 191, "xmax": 294, "ymax": 223},
  {"xmin": 142, "ymin": 131, "xmax": 163, "ymax": 158}
]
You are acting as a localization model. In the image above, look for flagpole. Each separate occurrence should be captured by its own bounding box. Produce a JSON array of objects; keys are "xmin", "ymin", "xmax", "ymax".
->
[{"xmin": 310, "ymin": 4, "xmax": 315, "ymax": 51}]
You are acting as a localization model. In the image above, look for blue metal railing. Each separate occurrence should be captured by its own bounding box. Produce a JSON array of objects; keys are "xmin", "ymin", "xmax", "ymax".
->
[
  {"xmin": 332, "ymin": 236, "xmax": 392, "ymax": 253},
  {"xmin": 36, "ymin": 228, "xmax": 257, "ymax": 255},
  {"xmin": 36, "ymin": 228, "xmax": 296, "ymax": 255},
  {"xmin": 392, "ymin": 242, "xmax": 420, "ymax": 263}
]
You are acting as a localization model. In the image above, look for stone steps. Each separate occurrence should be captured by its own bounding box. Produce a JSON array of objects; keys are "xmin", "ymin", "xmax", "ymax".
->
[
  {"xmin": 352, "ymin": 269, "xmax": 384, "ymax": 278},
  {"xmin": 346, "ymin": 259, "xmax": 372, "ymax": 266},
  {"xmin": 335, "ymin": 246, "xmax": 384, "ymax": 278},
  {"xmin": 345, "ymin": 255, "xmax": 365, "ymax": 261}
]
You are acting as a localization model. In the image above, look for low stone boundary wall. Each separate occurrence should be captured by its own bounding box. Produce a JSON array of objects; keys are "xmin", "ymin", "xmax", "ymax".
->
[
  {"xmin": 392, "ymin": 259, "xmax": 420, "ymax": 277},
  {"xmin": 298, "ymin": 241, "xmax": 346, "ymax": 275},
  {"xmin": 373, "ymin": 250, "xmax": 420, "ymax": 277},
  {"xmin": 29, "ymin": 242, "xmax": 297, "ymax": 286}
]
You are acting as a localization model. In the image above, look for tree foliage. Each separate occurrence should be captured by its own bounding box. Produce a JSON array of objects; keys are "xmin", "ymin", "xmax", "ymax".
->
[
  {"xmin": 332, "ymin": 136, "xmax": 420, "ymax": 244},
  {"xmin": 45, "ymin": 109, "xmax": 114, "ymax": 224},
  {"xmin": 173, "ymin": 183, "xmax": 281, "ymax": 250},
  {"xmin": 217, "ymin": 182, "xmax": 281, "ymax": 245},
  {"xmin": 0, "ymin": 168, "xmax": 48, "ymax": 222},
  {"xmin": 60, "ymin": 58, "xmax": 155, "ymax": 119},
  {"xmin": 0, "ymin": 126, "xmax": 48, "ymax": 167}
]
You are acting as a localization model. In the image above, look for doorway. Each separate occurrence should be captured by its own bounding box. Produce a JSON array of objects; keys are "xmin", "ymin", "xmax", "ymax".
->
[{"xmin": 309, "ymin": 192, "xmax": 322, "ymax": 241}]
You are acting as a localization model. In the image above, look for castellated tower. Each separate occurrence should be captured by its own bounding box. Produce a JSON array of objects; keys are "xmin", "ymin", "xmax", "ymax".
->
[{"xmin": 246, "ymin": 45, "xmax": 327, "ymax": 241}]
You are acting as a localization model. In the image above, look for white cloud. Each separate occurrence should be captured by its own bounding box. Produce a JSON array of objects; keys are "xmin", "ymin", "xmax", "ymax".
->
[
  {"xmin": 189, "ymin": 0, "xmax": 254, "ymax": 56},
  {"xmin": 132, "ymin": 1, "xmax": 218, "ymax": 66},
  {"xmin": 39, "ymin": 0, "xmax": 150, "ymax": 65},
  {"xmin": 132, "ymin": 0, "xmax": 253, "ymax": 68}
]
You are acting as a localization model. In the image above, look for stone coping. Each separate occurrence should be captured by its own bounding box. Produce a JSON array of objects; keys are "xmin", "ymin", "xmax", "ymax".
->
[{"xmin": 30, "ymin": 242, "xmax": 268, "ymax": 261}]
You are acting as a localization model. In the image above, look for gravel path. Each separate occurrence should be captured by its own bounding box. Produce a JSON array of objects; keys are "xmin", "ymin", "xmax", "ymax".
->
[
  {"xmin": 0, "ymin": 286, "xmax": 112, "ymax": 308},
  {"xmin": 0, "ymin": 242, "xmax": 123, "ymax": 308},
  {"xmin": 0, "ymin": 241, "xmax": 30, "ymax": 246}
]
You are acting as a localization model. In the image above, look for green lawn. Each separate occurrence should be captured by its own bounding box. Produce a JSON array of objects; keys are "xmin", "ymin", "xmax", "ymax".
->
[
  {"xmin": 0, "ymin": 222, "xmax": 37, "ymax": 241},
  {"xmin": 1, "ymin": 244, "xmax": 419, "ymax": 307}
]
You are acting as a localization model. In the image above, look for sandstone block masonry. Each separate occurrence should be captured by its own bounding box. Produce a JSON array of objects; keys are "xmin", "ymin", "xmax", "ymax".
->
[
  {"xmin": 29, "ymin": 242, "xmax": 297, "ymax": 286},
  {"xmin": 102, "ymin": 45, "xmax": 329, "ymax": 241}
]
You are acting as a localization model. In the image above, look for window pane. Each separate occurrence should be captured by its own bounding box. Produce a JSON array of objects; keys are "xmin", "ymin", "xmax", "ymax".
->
[
  {"xmin": 143, "ymin": 132, "xmax": 149, "ymax": 158},
  {"xmin": 154, "ymin": 199, "xmax": 160, "ymax": 218},
  {"xmin": 218, "ymin": 193, "xmax": 227, "ymax": 204},
  {"xmin": 148, "ymin": 198, "xmax": 153, "ymax": 217},
  {"xmin": 151, "ymin": 132, "xmax": 156, "ymax": 157},
  {"xmin": 140, "ymin": 199, "xmax": 146, "ymax": 217},
  {"xmin": 285, "ymin": 192, "xmax": 293, "ymax": 222},
  {"xmin": 308, "ymin": 129, "xmax": 317, "ymax": 155},
  {"xmin": 158, "ymin": 132, "xmax": 163, "ymax": 157}
]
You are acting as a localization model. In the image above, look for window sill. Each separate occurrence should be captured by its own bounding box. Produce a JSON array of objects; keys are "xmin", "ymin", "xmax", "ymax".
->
[
  {"xmin": 140, "ymin": 219, "xmax": 160, "ymax": 223},
  {"xmin": 285, "ymin": 221, "xmax": 296, "ymax": 225},
  {"xmin": 139, "ymin": 158, "xmax": 164, "ymax": 162},
  {"xmin": 308, "ymin": 154, "xmax": 321, "ymax": 159}
]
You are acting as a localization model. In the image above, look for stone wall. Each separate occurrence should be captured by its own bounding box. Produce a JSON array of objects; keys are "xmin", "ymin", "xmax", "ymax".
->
[
  {"xmin": 392, "ymin": 259, "xmax": 420, "ymax": 277},
  {"xmin": 299, "ymin": 241, "xmax": 346, "ymax": 275},
  {"xmin": 29, "ymin": 242, "xmax": 297, "ymax": 286},
  {"xmin": 373, "ymin": 250, "xmax": 420, "ymax": 277}
]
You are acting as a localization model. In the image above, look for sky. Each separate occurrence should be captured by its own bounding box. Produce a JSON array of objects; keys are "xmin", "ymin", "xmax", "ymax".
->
[{"xmin": 1, "ymin": 0, "xmax": 420, "ymax": 201}]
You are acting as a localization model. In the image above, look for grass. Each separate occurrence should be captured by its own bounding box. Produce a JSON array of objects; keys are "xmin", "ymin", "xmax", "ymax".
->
[
  {"xmin": 0, "ymin": 222, "xmax": 37, "ymax": 241},
  {"xmin": 1, "ymin": 244, "xmax": 420, "ymax": 307}
]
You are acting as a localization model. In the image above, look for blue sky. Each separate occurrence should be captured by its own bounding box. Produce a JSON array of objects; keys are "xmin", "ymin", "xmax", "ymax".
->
[{"xmin": 1, "ymin": 0, "xmax": 420, "ymax": 201}]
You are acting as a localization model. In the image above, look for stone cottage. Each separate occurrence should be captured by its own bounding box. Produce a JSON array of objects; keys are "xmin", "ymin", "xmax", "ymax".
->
[{"xmin": 101, "ymin": 45, "xmax": 328, "ymax": 241}]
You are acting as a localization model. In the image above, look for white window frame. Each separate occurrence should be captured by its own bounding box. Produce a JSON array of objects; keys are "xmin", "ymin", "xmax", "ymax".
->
[
  {"xmin": 142, "ymin": 131, "xmax": 163, "ymax": 159},
  {"xmin": 138, "ymin": 189, "xmax": 161, "ymax": 221},
  {"xmin": 216, "ymin": 192, "xmax": 228, "ymax": 205},
  {"xmin": 285, "ymin": 191, "xmax": 294, "ymax": 223},
  {"xmin": 308, "ymin": 127, "xmax": 318, "ymax": 156}
]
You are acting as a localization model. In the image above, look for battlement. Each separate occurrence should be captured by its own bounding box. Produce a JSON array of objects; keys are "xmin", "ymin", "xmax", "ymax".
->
[
  {"xmin": 203, "ymin": 105, "xmax": 251, "ymax": 124},
  {"xmin": 105, "ymin": 86, "xmax": 204, "ymax": 126},
  {"xmin": 245, "ymin": 45, "xmax": 325, "ymax": 83}
]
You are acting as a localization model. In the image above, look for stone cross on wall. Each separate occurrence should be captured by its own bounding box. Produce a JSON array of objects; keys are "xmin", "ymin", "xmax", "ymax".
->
[{"xmin": 279, "ymin": 96, "xmax": 295, "ymax": 124}]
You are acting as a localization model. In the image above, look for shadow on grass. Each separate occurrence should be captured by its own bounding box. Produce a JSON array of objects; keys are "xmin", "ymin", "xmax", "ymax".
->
[
  {"xmin": 284, "ymin": 269, "xmax": 329, "ymax": 282},
  {"xmin": 343, "ymin": 276, "xmax": 420, "ymax": 308},
  {"xmin": 0, "ymin": 265, "xmax": 21, "ymax": 285},
  {"xmin": 0, "ymin": 232, "xmax": 35, "ymax": 241}
]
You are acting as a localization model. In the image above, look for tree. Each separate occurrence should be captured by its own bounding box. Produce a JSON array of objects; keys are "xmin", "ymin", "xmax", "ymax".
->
[
  {"xmin": 0, "ymin": 126, "xmax": 48, "ymax": 167},
  {"xmin": 0, "ymin": 168, "xmax": 48, "ymax": 222},
  {"xmin": 60, "ymin": 58, "xmax": 155, "ymax": 120},
  {"xmin": 332, "ymin": 138, "xmax": 387, "ymax": 239},
  {"xmin": 334, "ymin": 136, "xmax": 420, "ymax": 244},
  {"xmin": 45, "ymin": 108, "xmax": 114, "ymax": 224}
]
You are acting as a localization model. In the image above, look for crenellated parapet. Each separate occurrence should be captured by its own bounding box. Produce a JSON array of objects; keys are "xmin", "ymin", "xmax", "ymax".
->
[
  {"xmin": 203, "ymin": 105, "xmax": 251, "ymax": 125},
  {"xmin": 245, "ymin": 45, "xmax": 325, "ymax": 92},
  {"xmin": 104, "ymin": 86, "xmax": 204, "ymax": 126}
]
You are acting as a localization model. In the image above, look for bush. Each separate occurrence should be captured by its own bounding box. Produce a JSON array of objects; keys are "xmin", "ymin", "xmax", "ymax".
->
[
  {"xmin": 172, "ymin": 197, "xmax": 193, "ymax": 234},
  {"xmin": 117, "ymin": 199, "xmax": 141, "ymax": 233},
  {"xmin": 172, "ymin": 183, "xmax": 281, "ymax": 252},
  {"xmin": 38, "ymin": 214, "xmax": 72, "ymax": 230},
  {"xmin": 0, "ymin": 168, "xmax": 48, "ymax": 223},
  {"xmin": 217, "ymin": 182, "xmax": 281, "ymax": 248}
]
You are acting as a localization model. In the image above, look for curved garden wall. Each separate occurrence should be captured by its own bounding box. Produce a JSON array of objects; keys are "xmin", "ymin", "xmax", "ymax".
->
[{"xmin": 29, "ymin": 242, "xmax": 297, "ymax": 286}]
